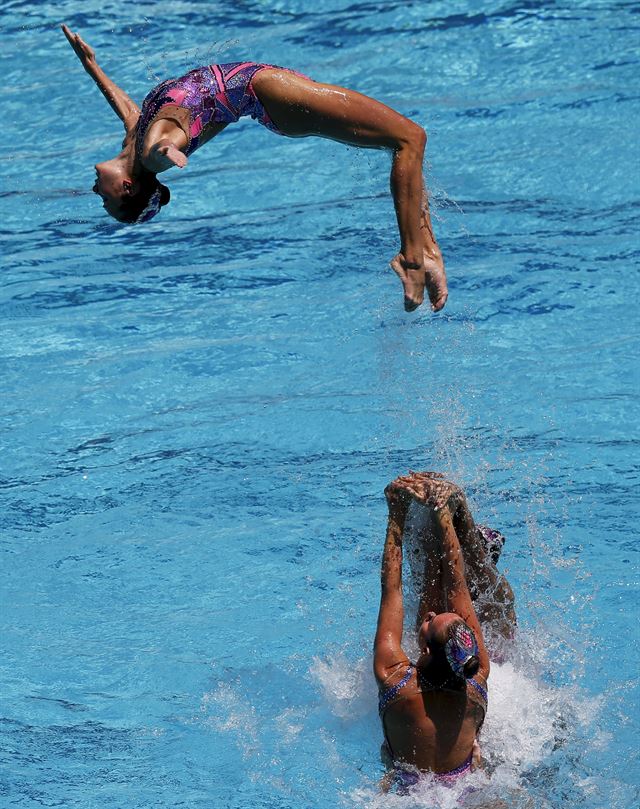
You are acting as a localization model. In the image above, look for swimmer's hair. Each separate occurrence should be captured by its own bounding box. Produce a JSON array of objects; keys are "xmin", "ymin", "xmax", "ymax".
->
[
  {"xmin": 462, "ymin": 654, "xmax": 480, "ymax": 679},
  {"xmin": 158, "ymin": 183, "xmax": 171, "ymax": 205},
  {"xmin": 119, "ymin": 177, "xmax": 170, "ymax": 224}
]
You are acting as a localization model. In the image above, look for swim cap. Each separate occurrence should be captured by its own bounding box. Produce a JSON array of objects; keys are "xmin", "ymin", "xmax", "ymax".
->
[
  {"xmin": 445, "ymin": 622, "xmax": 479, "ymax": 678},
  {"xmin": 135, "ymin": 187, "xmax": 162, "ymax": 223}
]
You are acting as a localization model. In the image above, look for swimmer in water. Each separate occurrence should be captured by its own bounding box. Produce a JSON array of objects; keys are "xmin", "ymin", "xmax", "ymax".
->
[
  {"xmin": 374, "ymin": 472, "xmax": 516, "ymax": 793},
  {"xmin": 61, "ymin": 24, "xmax": 447, "ymax": 312}
]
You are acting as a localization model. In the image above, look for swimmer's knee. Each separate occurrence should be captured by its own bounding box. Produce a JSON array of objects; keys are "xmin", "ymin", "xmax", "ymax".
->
[
  {"xmin": 396, "ymin": 123, "xmax": 426, "ymax": 157},
  {"xmin": 406, "ymin": 122, "xmax": 427, "ymax": 149},
  {"xmin": 413, "ymin": 124, "xmax": 427, "ymax": 151}
]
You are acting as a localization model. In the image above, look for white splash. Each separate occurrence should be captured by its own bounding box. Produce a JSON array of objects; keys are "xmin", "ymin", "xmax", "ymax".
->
[
  {"xmin": 199, "ymin": 681, "xmax": 261, "ymax": 760},
  {"xmin": 311, "ymin": 653, "xmax": 374, "ymax": 720}
]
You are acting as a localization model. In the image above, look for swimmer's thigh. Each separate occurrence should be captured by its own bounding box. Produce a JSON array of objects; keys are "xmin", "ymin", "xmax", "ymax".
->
[{"xmin": 253, "ymin": 70, "xmax": 417, "ymax": 148}]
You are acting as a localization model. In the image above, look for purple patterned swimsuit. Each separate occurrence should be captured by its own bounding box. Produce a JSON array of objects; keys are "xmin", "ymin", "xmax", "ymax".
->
[
  {"xmin": 378, "ymin": 664, "xmax": 488, "ymax": 794},
  {"xmin": 136, "ymin": 62, "xmax": 294, "ymax": 158},
  {"xmin": 392, "ymin": 753, "xmax": 474, "ymax": 794}
]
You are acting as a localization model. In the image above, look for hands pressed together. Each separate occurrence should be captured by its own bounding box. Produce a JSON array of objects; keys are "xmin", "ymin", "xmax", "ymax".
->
[{"xmin": 385, "ymin": 471, "xmax": 463, "ymax": 518}]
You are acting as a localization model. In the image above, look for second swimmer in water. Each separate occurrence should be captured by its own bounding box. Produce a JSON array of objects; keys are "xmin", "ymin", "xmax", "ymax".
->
[
  {"xmin": 374, "ymin": 472, "xmax": 516, "ymax": 793},
  {"xmin": 61, "ymin": 24, "xmax": 448, "ymax": 312}
]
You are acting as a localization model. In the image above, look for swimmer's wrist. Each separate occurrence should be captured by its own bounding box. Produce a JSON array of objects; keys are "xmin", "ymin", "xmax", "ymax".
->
[{"xmin": 387, "ymin": 500, "xmax": 408, "ymax": 523}]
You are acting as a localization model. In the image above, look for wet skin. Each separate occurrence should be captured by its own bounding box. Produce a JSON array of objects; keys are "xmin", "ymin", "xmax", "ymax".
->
[{"xmin": 63, "ymin": 23, "xmax": 448, "ymax": 310}]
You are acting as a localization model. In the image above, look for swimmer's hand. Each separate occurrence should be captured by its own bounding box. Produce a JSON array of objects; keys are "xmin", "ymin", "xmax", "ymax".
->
[
  {"xmin": 390, "ymin": 473, "xmax": 463, "ymax": 514},
  {"xmin": 148, "ymin": 139, "xmax": 188, "ymax": 171},
  {"xmin": 61, "ymin": 24, "xmax": 96, "ymax": 69},
  {"xmin": 384, "ymin": 479, "xmax": 412, "ymax": 513},
  {"xmin": 159, "ymin": 142, "xmax": 188, "ymax": 169}
]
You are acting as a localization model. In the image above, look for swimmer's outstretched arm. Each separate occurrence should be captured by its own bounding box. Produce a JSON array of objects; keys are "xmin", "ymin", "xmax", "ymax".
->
[
  {"xmin": 403, "ymin": 473, "xmax": 516, "ymax": 643},
  {"xmin": 373, "ymin": 481, "xmax": 411, "ymax": 683},
  {"xmin": 61, "ymin": 24, "xmax": 140, "ymax": 132}
]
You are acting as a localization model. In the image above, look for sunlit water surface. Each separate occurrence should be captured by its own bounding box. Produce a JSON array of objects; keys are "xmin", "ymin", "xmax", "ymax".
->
[{"xmin": 1, "ymin": 1, "xmax": 638, "ymax": 807}]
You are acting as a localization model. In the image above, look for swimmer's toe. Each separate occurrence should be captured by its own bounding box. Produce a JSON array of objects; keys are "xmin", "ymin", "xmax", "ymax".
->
[
  {"xmin": 404, "ymin": 296, "xmax": 422, "ymax": 312},
  {"xmin": 430, "ymin": 292, "xmax": 448, "ymax": 312}
]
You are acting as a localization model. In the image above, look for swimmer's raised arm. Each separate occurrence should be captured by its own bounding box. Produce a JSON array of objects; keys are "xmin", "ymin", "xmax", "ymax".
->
[
  {"xmin": 61, "ymin": 24, "xmax": 140, "ymax": 132},
  {"xmin": 436, "ymin": 508, "xmax": 490, "ymax": 677},
  {"xmin": 373, "ymin": 481, "xmax": 411, "ymax": 682}
]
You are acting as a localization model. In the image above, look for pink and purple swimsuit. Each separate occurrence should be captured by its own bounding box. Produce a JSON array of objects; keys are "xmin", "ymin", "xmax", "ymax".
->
[
  {"xmin": 378, "ymin": 664, "xmax": 488, "ymax": 795},
  {"xmin": 135, "ymin": 61, "xmax": 297, "ymax": 158}
]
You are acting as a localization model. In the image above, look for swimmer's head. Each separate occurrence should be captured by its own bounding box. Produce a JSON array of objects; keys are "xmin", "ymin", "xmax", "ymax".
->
[
  {"xmin": 418, "ymin": 612, "xmax": 480, "ymax": 679},
  {"xmin": 119, "ymin": 179, "xmax": 170, "ymax": 224},
  {"xmin": 93, "ymin": 160, "xmax": 170, "ymax": 223}
]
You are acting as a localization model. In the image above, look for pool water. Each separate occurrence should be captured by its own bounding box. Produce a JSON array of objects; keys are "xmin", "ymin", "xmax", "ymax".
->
[{"xmin": 2, "ymin": 2, "xmax": 638, "ymax": 807}]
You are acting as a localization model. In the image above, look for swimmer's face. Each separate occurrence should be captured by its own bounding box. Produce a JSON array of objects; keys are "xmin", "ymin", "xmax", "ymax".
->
[
  {"xmin": 418, "ymin": 611, "xmax": 459, "ymax": 655},
  {"xmin": 93, "ymin": 162, "xmax": 131, "ymax": 221}
]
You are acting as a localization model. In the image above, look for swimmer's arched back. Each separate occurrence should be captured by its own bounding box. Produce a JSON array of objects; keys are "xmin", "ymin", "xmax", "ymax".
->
[{"xmin": 61, "ymin": 24, "xmax": 448, "ymax": 313}]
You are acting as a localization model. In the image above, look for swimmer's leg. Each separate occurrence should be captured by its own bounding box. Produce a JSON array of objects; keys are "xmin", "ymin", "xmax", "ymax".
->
[
  {"xmin": 421, "ymin": 190, "xmax": 448, "ymax": 310},
  {"xmin": 252, "ymin": 70, "xmax": 447, "ymax": 311},
  {"xmin": 453, "ymin": 497, "xmax": 516, "ymax": 643},
  {"xmin": 388, "ymin": 191, "xmax": 447, "ymax": 311}
]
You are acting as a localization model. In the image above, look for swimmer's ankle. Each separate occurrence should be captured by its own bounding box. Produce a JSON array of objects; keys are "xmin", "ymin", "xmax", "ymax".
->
[
  {"xmin": 400, "ymin": 253, "xmax": 423, "ymax": 270},
  {"xmin": 423, "ymin": 242, "xmax": 442, "ymax": 261}
]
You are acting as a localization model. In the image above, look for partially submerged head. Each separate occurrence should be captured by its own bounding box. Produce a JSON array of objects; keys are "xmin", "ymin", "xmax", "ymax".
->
[
  {"xmin": 93, "ymin": 158, "xmax": 169, "ymax": 223},
  {"xmin": 418, "ymin": 612, "xmax": 480, "ymax": 680}
]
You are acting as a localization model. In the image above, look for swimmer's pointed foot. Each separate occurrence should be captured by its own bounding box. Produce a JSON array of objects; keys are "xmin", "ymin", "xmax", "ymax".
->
[
  {"xmin": 423, "ymin": 249, "xmax": 448, "ymax": 312},
  {"xmin": 390, "ymin": 254, "xmax": 425, "ymax": 312}
]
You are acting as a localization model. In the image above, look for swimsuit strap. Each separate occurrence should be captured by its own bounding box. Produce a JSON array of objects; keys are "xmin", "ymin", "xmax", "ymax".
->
[
  {"xmin": 467, "ymin": 676, "xmax": 488, "ymax": 734},
  {"xmin": 378, "ymin": 665, "xmax": 414, "ymax": 715},
  {"xmin": 468, "ymin": 676, "xmax": 488, "ymax": 712}
]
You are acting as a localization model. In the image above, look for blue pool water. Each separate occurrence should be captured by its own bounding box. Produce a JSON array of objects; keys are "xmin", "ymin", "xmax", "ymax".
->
[{"xmin": 2, "ymin": 1, "xmax": 638, "ymax": 807}]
